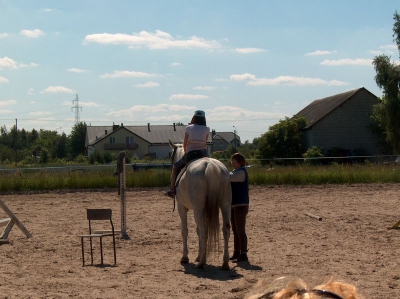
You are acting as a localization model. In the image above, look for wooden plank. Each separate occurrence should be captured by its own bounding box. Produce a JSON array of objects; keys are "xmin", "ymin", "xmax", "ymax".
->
[
  {"xmin": 0, "ymin": 200, "xmax": 32, "ymax": 238},
  {"xmin": 0, "ymin": 218, "xmax": 11, "ymax": 227},
  {"xmin": 388, "ymin": 219, "xmax": 400, "ymax": 229},
  {"xmin": 0, "ymin": 239, "xmax": 10, "ymax": 244},
  {"xmin": 0, "ymin": 219, "xmax": 14, "ymax": 239}
]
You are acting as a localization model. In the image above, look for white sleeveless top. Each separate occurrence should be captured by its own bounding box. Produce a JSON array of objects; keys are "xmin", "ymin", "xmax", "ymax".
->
[{"xmin": 185, "ymin": 124, "xmax": 210, "ymax": 152}]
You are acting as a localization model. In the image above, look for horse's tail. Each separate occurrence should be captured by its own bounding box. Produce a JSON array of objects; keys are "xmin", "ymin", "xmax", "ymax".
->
[{"xmin": 205, "ymin": 160, "xmax": 230, "ymax": 256}]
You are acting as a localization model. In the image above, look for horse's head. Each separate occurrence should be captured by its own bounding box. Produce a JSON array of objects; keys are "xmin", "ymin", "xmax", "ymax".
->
[{"xmin": 169, "ymin": 139, "xmax": 184, "ymax": 164}]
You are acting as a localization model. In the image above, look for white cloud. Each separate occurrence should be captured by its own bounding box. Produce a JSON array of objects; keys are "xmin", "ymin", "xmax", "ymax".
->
[
  {"xmin": 100, "ymin": 70, "xmax": 159, "ymax": 79},
  {"xmin": 62, "ymin": 101, "xmax": 104, "ymax": 108},
  {"xmin": 40, "ymin": 86, "xmax": 75, "ymax": 94},
  {"xmin": 0, "ymin": 109, "xmax": 13, "ymax": 114},
  {"xmin": 249, "ymin": 76, "xmax": 348, "ymax": 86},
  {"xmin": 27, "ymin": 88, "xmax": 34, "ymax": 95},
  {"xmin": 134, "ymin": 82, "xmax": 160, "ymax": 88},
  {"xmin": 106, "ymin": 104, "xmax": 195, "ymax": 118},
  {"xmin": 207, "ymin": 106, "xmax": 286, "ymax": 121},
  {"xmin": 215, "ymin": 78, "xmax": 228, "ymax": 82},
  {"xmin": 80, "ymin": 102, "xmax": 102, "ymax": 107},
  {"xmin": 369, "ymin": 50, "xmax": 383, "ymax": 55},
  {"xmin": 0, "ymin": 76, "xmax": 9, "ymax": 83},
  {"xmin": 0, "ymin": 57, "xmax": 38, "ymax": 69},
  {"xmin": 171, "ymin": 62, "xmax": 182, "ymax": 67},
  {"xmin": 30, "ymin": 117, "xmax": 56, "ymax": 123},
  {"xmin": 193, "ymin": 86, "xmax": 215, "ymax": 91},
  {"xmin": 67, "ymin": 68, "xmax": 90, "ymax": 73},
  {"xmin": 84, "ymin": 30, "xmax": 220, "ymax": 50},
  {"xmin": 230, "ymin": 73, "xmax": 256, "ymax": 81},
  {"xmin": 41, "ymin": 8, "xmax": 54, "ymax": 12},
  {"xmin": 169, "ymin": 94, "xmax": 209, "ymax": 100},
  {"xmin": 305, "ymin": 50, "xmax": 336, "ymax": 56},
  {"xmin": 235, "ymin": 48, "xmax": 267, "ymax": 54},
  {"xmin": 19, "ymin": 62, "xmax": 39, "ymax": 68},
  {"xmin": 29, "ymin": 111, "xmax": 52, "ymax": 116},
  {"xmin": 320, "ymin": 58, "xmax": 373, "ymax": 66},
  {"xmin": 230, "ymin": 73, "xmax": 348, "ymax": 86},
  {"xmin": 0, "ymin": 57, "xmax": 18, "ymax": 69},
  {"xmin": 370, "ymin": 45, "xmax": 396, "ymax": 56},
  {"xmin": 0, "ymin": 33, "xmax": 9, "ymax": 38},
  {"xmin": 380, "ymin": 45, "xmax": 397, "ymax": 50},
  {"xmin": 20, "ymin": 29, "xmax": 44, "ymax": 38},
  {"xmin": 0, "ymin": 100, "xmax": 17, "ymax": 108}
]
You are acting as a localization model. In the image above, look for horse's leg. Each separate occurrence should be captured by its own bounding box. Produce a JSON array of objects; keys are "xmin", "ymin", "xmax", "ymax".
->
[
  {"xmin": 178, "ymin": 204, "xmax": 189, "ymax": 264},
  {"xmin": 220, "ymin": 203, "xmax": 231, "ymax": 270},
  {"xmin": 195, "ymin": 226, "xmax": 200, "ymax": 262},
  {"xmin": 193, "ymin": 210, "xmax": 206, "ymax": 269}
]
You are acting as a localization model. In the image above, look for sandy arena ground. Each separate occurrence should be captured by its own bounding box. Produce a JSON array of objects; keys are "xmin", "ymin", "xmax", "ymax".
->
[{"xmin": 1, "ymin": 184, "xmax": 400, "ymax": 298}]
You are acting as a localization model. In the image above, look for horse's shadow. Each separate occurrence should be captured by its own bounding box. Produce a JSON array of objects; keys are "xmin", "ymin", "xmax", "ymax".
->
[
  {"xmin": 232, "ymin": 261, "xmax": 263, "ymax": 271},
  {"xmin": 181, "ymin": 262, "xmax": 243, "ymax": 281}
]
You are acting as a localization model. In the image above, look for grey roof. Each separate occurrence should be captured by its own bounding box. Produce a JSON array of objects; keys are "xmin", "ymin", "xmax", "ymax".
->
[
  {"xmin": 213, "ymin": 132, "xmax": 241, "ymax": 143},
  {"xmin": 87, "ymin": 124, "xmax": 213, "ymax": 146},
  {"xmin": 296, "ymin": 87, "xmax": 376, "ymax": 129}
]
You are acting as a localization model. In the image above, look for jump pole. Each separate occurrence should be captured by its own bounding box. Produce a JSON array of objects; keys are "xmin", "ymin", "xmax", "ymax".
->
[
  {"xmin": 113, "ymin": 151, "xmax": 129, "ymax": 239},
  {"xmin": 118, "ymin": 152, "xmax": 128, "ymax": 238},
  {"xmin": 304, "ymin": 212, "xmax": 323, "ymax": 221}
]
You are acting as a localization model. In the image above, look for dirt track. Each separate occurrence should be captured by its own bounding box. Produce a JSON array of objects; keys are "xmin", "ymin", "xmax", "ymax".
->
[{"xmin": 1, "ymin": 184, "xmax": 400, "ymax": 298}]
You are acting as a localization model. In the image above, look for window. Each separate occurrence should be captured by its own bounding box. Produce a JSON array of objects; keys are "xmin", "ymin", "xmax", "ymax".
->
[
  {"xmin": 110, "ymin": 136, "xmax": 115, "ymax": 144},
  {"xmin": 126, "ymin": 136, "xmax": 134, "ymax": 144}
]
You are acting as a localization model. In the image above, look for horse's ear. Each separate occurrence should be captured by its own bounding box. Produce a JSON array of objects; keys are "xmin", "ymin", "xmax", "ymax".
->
[{"xmin": 169, "ymin": 139, "xmax": 175, "ymax": 149}]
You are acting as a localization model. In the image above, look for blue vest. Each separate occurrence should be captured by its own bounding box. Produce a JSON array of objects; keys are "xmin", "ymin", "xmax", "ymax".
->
[{"xmin": 231, "ymin": 166, "xmax": 249, "ymax": 206}]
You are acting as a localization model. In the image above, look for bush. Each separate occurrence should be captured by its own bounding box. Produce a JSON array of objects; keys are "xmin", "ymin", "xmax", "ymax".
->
[
  {"xmin": 302, "ymin": 146, "xmax": 324, "ymax": 165},
  {"xmin": 40, "ymin": 149, "xmax": 49, "ymax": 164},
  {"xmin": 103, "ymin": 151, "xmax": 113, "ymax": 164},
  {"xmin": 75, "ymin": 154, "xmax": 86, "ymax": 163}
]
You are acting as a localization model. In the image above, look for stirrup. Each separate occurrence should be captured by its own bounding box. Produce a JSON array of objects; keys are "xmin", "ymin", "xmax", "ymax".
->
[{"xmin": 165, "ymin": 190, "xmax": 176, "ymax": 198}]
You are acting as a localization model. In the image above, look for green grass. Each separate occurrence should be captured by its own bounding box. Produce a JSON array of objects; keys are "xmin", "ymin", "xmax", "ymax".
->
[
  {"xmin": 0, "ymin": 163, "xmax": 399, "ymax": 193},
  {"xmin": 248, "ymin": 163, "xmax": 400, "ymax": 185}
]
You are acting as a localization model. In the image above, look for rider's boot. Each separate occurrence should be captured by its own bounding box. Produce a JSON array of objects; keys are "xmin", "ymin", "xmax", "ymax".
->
[{"xmin": 165, "ymin": 165, "xmax": 178, "ymax": 198}]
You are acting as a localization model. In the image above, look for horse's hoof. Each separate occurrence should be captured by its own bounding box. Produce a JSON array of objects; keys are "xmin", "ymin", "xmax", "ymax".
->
[
  {"xmin": 195, "ymin": 263, "xmax": 204, "ymax": 269},
  {"xmin": 221, "ymin": 263, "xmax": 230, "ymax": 271},
  {"xmin": 180, "ymin": 257, "xmax": 189, "ymax": 264}
]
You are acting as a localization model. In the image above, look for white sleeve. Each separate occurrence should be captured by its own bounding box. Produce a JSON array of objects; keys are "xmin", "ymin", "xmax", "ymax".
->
[{"xmin": 229, "ymin": 170, "xmax": 246, "ymax": 182}]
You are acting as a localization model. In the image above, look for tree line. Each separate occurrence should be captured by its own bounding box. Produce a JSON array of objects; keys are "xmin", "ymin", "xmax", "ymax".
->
[{"xmin": 0, "ymin": 122, "xmax": 87, "ymax": 164}]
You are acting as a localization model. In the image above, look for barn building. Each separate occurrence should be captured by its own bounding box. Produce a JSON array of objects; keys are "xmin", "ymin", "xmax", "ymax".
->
[{"xmin": 296, "ymin": 87, "xmax": 386, "ymax": 155}]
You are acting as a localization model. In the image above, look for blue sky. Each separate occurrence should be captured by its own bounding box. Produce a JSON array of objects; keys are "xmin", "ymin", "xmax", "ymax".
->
[{"xmin": 0, "ymin": 1, "xmax": 399, "ymax": 142}]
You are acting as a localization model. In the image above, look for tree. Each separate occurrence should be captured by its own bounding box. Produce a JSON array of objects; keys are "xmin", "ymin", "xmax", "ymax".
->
[
  {"xmin": 70, "ymin": 122, "xmax": 87, "ymax": 158},
  {"xmin": 256, "ymin": 116, "xmax": 307, "ymax": 164},
  {"xmin": 29, "ymin": 129, "xmax": 39, "ymax": 144},
  {"xmin": 0, "ymin": 125, "xmax": 8, "ymax": 146},
  {"xmin": 20, "ymin": 129, "xmax": 28, "ymax": 148},
  {"xmin": 372, "ymin": 11, "xmax": 400, "ymax": 154},
  {"xmin": 54, "ymin": 132, "xmax": 68, "ymax": 159}
]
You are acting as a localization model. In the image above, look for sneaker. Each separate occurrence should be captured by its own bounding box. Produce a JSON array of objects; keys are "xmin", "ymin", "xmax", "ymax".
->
[{"xmin": 165, "ymin": 189, "xmax": 176, "ymax": 198}]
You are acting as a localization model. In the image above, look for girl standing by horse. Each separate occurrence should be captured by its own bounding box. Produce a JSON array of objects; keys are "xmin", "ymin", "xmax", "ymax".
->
[
  {"xmin": 165, "ymin": 110, "xmax": 210, "ymax": 197},
  {"xmin": 229, "ymin": 152, "xmax": 250, "ymax": 262}
]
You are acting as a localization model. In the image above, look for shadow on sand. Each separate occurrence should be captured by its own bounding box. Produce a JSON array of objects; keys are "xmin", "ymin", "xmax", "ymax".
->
[
  {"xmin": 181, "ymin": 262, "xmax": 243, "ymax": 281},
  {"xmin": 232, "ymin": 261, "xmax": 263, "ymax": 271}
]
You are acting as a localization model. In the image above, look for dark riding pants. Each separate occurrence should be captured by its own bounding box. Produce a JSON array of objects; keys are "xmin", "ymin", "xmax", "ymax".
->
[{"xmin": 231, "ymin": 205, "xmax": 249, "ymax": 253}]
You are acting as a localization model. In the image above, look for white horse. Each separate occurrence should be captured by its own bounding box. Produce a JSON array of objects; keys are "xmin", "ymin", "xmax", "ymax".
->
[{"xmin": 169, "ymin": 140, "xmax": 232, "ymax": 270}]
